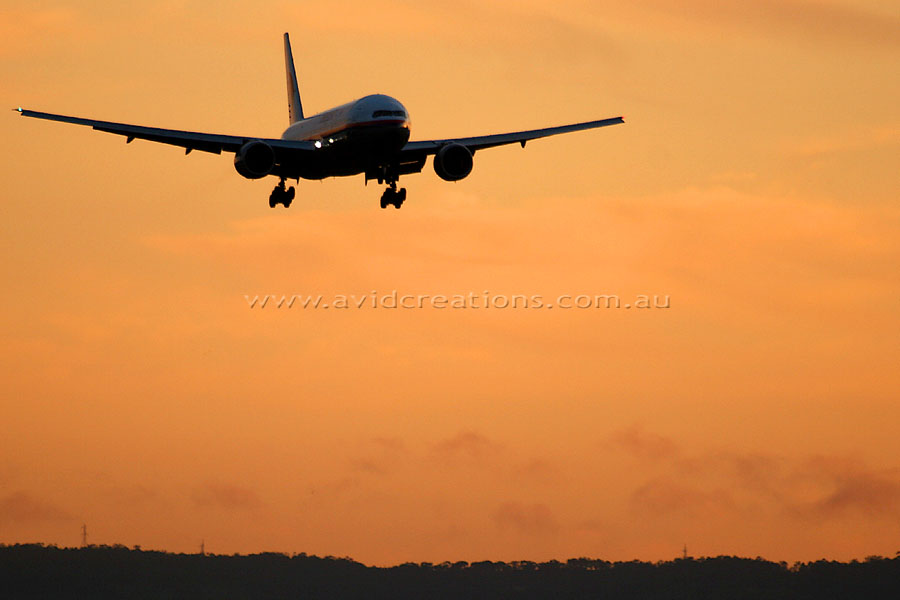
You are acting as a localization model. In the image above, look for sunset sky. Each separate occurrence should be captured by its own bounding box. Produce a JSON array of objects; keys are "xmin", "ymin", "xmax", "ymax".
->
[{"xmin": 2, "ymin": 0, "xmax": 899, "ymax": 566}]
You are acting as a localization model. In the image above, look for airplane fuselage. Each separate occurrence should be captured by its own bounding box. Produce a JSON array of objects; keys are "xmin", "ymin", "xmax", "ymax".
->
[{"xmin": 281, "ymin": 94, "xmax": 410, "ymax": 180}]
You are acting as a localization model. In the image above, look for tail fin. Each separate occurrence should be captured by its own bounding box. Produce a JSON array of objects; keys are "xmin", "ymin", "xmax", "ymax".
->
[{"xmin": 284, "ymin": 33, "xmax": 304, "ymax": 124}]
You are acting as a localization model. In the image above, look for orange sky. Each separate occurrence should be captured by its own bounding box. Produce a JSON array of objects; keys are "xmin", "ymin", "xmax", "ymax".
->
[{"xmin": 2, "ymin": 0, "xmax": 899, "ymax": 565}]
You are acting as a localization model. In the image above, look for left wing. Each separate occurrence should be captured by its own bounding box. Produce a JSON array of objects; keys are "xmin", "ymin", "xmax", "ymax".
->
[
  {"xmin": 399, "ymin": 116, "xmax": 624, "ymax": 157},
  {"xmin": 13, "ymin": 108, "xmax": 316, "ymax": 155}
]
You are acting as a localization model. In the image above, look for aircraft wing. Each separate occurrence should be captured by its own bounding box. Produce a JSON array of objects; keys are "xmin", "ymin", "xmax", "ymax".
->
[
  {"xmin": 400, "ymin": 116, "xmax": 624, "ymax": 156},
  {"xmin": 13, "ymin": 108, "xmax": 317, "ymax": 154}
]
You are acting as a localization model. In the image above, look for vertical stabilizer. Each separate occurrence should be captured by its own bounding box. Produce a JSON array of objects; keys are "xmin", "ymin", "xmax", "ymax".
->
[{"xmin": 284, "ymin": 33, "xmax": 304, "ymax": 124}]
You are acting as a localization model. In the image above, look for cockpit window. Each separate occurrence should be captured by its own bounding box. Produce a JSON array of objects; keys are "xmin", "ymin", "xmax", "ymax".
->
[{"xmin": 372, "ymin": 110, "xmax": 405, "ymax": 118}]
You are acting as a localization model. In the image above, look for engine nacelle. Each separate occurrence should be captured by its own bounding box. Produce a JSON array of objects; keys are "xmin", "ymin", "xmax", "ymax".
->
[
  {"xmin": 234, "ymin": 140, "xmax": 276, "ymax": 179},
  {"xmin": 433, "ymin": 143, "xmax": 473, "ymax": 182}
]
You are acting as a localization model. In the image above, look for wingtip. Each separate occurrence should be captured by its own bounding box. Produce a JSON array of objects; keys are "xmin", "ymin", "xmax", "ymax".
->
[{"xmin": 13, "ymin": 107, "xmax": 23, "ymax": 114}]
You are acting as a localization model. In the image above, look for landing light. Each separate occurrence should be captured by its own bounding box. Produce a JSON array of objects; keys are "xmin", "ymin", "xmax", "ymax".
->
[{"xmin": 314, "ymin": 140, "xmax": 322, "ymax": 148}]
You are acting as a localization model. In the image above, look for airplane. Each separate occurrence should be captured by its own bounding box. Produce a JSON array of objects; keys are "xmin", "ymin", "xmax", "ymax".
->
[{"xmin": 15, "ymin": 33, "xmax": 624, "ymax": 210}]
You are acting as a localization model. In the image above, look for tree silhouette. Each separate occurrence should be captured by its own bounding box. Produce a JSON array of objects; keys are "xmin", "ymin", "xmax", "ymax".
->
[{"xmin": 1, "ymin": 544, "xmax": 898, "ymax": 599}]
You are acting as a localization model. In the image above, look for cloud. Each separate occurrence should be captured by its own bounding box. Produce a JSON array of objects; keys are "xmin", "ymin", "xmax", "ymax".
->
[
  {"xmin": 192, "ymin": 483, "xmax": 261, "ymax": 510},
  {"xmin": 630, "ymin": 479, "xmax": 735, "ymax": 517},
  {"xmin": 513, "ymin": 458, "xmax": 560, "ymax": 482},
  {"xmin": 492, "ymin": 501, "xmax": 558, "ymax": 534},
  {"xmin": 721, "ymin": 454, "xmax": 784, "ymax": 496},
  {"xmin": 607, "ymin": 426, "xmax": 681, "ymax": 461},
  {"xmin": 281, "ymin": 0, "xmax": 620, "ymax": 57},
  {"xmin": 814, "ymin": 474, "xmax": 900, "ymax": 517},
  {"xmin": 674, "ymin": 452, "xmax": 785, "ymax": 498},
  {"xmin": 306, "ymin": 477, "xmax": 363, "ymax": 503},
  {"xmin": 372, "ymin": 437, "xmax": 406, "ymax": 452},
  {"xmin": 148, "ymin": 186, "xmax": 900, "ymax": 308},
  {"xmin": 349, "ymin": 437, "xmax": 408, "ymax": 476},
  {"xmin": 0, "ymin": 491, "xmax": 74, "ymax": 524},
  {"xmin": 644, "ymin": 0, "xmax": 900, "ymax": 49},
  {"xmin": 350, "ymin": 459, "xmax": 388, "ymax": 475},
  {"xmin": 104, "ymin": 484, "xmax": 160, "ymax": 508},
  {"xmin": 0, "ymin": 7, "xmax": 90, "ymax": 57},
  {"xmin": 0, "ymin": 464, "xmax": 20, "ymax": 487},
  {"xmin": 433, "ymin": 431, "xmax": 503, "ymax": 462},
  {"xmin": 620, "ymin": 432, "xmax": 900, "ymax": 526},
  {"xmin": 789, "ymin": 457, "xmax": 900, "ymax": 519},
  {"xmin": 781, "ymin": 124, "xmax": 900, "ymax": 158}
]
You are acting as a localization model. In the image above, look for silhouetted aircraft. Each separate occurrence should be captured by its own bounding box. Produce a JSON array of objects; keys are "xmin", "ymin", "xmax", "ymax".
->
[{"xmin": 16, "ymin": 33, "xmax": 624, "ymax": 209}]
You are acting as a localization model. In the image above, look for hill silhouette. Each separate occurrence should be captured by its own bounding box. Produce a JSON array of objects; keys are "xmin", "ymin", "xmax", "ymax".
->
[{"xmin": 2, "ymin": 544, "xmax": 899, "ymax": 599}]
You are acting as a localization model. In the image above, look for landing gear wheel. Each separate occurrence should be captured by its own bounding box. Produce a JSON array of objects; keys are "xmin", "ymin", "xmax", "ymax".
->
[
  {"xmin": 394, "ymin": 188, "xmax": 407, "ymax": 208},
  {"xmin": 379, "ymin": 185, "xmax": 407, "ymax": 209},
  {"xmin": 269, "ymin": 181, "xmax": 296, "ymax": 208}
]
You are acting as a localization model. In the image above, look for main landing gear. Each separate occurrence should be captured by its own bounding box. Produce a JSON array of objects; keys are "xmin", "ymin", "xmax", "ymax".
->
[
  {"xmin": 379, "ymin": 181, "xmax": 406, "ymax": 209},
  {"xmin": 269, "ymin": 178, "xmax": 295, "ymax": 208}
]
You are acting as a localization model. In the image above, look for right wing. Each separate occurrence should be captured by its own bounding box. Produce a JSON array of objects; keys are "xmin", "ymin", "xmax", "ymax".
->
[
  {"xmin": 400, "ymin": 116, "xmax": 624, "ymax": 156},
  {"xmin": 14, "ymin": 108, "xmax": 316, "ymax": 155}
]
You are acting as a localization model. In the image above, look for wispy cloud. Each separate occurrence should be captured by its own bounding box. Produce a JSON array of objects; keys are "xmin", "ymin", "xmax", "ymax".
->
[
  {"xmin": 349, "ymin": 437, "xmax": 409, "ymax": 476},
  {"xmin": 192, "ymin": 483, "xmax": 262, "ymax": 510},
  {"xmin": 781, "ymin": 124, "xmax": 900, "ymax": 157},
  {"xmin": 606, "ymin": 426, "xmax": 681, "ymax": 461},
  {"xmin": 630, "ymin": 479, "xmax": 736, "ymax": 517},
  {"xmin": 609, "ymin": 426, "xmax": 900, "ymax": 525},
  {"xmin": 492, "ymin": 501, "xmax": 558, "ymax": 534},
  {"xmin": 0, "ymin": 491, "xmax": 74, "ymax": 524},
  {"xmin": 0, "ymin": 7, "xmax": 89, "ymax": 57},
  {"xmin": 644, "ymin": 0, "xmax": 900, "ymax": 49},
  {"xmin": 812, "ymin": 473, "xmax": 900, "ymax": 517},
  {"xmin": 280, "ymin": 0, "xmax": 620, "ymax": 57},
  {"xmin": 433, "ymin": 431, "xmax": 503, "ymax": 462},
  {"xmin": 512, "ymin": 458, "xmax": 561, "ymax": 483},
  {"xmin": 789, "ymin": 457, "xmax": 900, "ymax": 519}
]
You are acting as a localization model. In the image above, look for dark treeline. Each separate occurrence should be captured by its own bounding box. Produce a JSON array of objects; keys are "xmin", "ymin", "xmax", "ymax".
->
[{"xmin": 2, "ymin": 544, "xmax": 899, "ymax": 599}]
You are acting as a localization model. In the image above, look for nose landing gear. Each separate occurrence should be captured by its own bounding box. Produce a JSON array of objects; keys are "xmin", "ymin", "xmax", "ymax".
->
[{"xmin": 269, "ymin": 178, "xmax": 295, "ymax": 208}]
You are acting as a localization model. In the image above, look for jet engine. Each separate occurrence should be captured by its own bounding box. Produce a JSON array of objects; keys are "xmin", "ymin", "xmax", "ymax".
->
[
  {"xmin": 234, "ymin": 140, "xmax": 276, "ymax": 179},
  {"xmin": 433, "ymin": 143, "xmax": 473, "ymax": 182}
]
